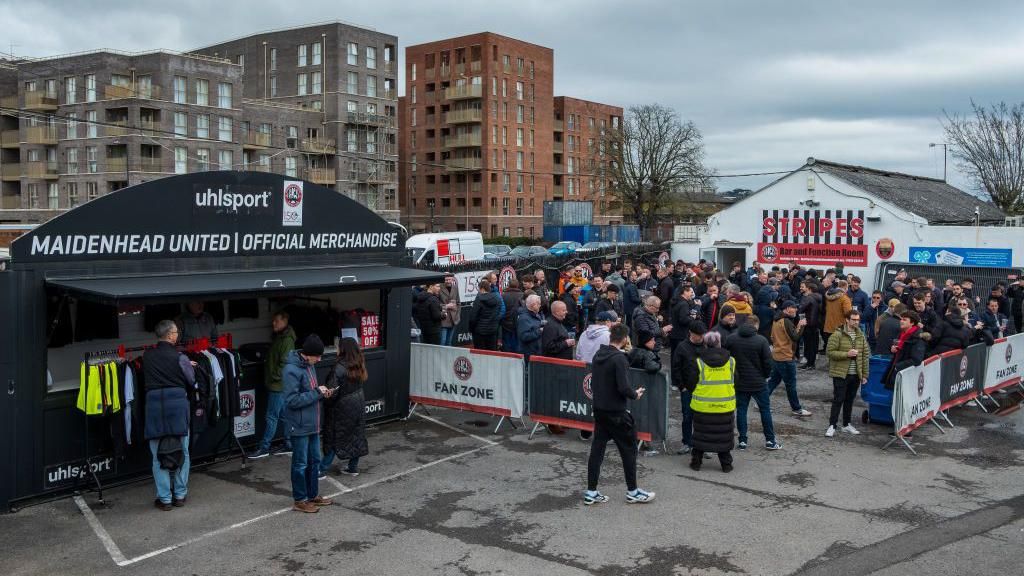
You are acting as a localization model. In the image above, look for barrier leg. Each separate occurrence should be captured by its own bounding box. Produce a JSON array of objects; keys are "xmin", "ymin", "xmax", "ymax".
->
[
  {"xmin": 982, "ymin": 394, "xmax": 1001, "ymax": 411},
  {"xmin": 973, "ymin": 396, "xmax": 991, "ymax": 413},
  {"xmin": 493, "ymin": 416, "xmax": 507, "ymax": 434},
  {"xmin": 930, "ymin": 418, "xmax": 946, "ymax": 433},
  {"xmin": 938, "ymin": 411, "xmax": 955, "ymax": 428},
  {"xmin": 404, "ymin": 403, "xmax": 419, "ymax": 421},
  {"xmin": 882, "ymin": 434, "xmax": 917, "ymax": 455},
  {"xmin": 529, "ymin": 421, "xmax": 542, "ymax": 440}
]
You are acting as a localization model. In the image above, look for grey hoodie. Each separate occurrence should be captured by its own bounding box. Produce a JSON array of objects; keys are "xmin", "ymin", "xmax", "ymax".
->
[{"xmin": 575, "ymin": 323, "xmax": 610, "ymax": 363}]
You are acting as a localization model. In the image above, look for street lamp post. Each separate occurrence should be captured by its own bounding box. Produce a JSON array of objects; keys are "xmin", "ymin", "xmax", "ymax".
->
[
  {"xmin": 428, "ymin": 198, "xmax": 435, "ymax": 232},
  {"xmin": 929, "ymin": 142, "xmax": 947, "ymax": 182}
]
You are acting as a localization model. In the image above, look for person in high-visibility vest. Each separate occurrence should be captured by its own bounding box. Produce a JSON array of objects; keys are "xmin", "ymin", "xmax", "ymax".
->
[{"xmin": 687, "ymin": 330, "xmax": 737, "ymax": 472}]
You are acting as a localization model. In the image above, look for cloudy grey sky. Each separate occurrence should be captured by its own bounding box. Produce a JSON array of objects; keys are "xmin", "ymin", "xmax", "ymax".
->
[{"xmin": 3, "ymin": 0, "xmax": 1021, "ymax": 193}]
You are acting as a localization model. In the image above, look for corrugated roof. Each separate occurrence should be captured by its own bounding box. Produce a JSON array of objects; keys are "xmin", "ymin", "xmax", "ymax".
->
[{"xmin": 809, "ymin": 158, "xmax": 1005, "ymax": 225}]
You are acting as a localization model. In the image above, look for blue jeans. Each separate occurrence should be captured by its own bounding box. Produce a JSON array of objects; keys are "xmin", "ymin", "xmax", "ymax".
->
[
  {"xmin": 322, "ymin": 450, "xmax": 359, "ymax": 473},
  {"xmin": 679, "ymin": 390, "xmax": 694, "ymax": 446},
  {"xmin": 440, "ymin": 327, "xmax": 454, "ymax": 346},
  {"xmin": 290, "ymin": 433, "xmax": 321, "ymax": 502},
  {"xmin": 258, "ymin": 391, "xmax": 291, "ymax": 452},
  {"xmin": 736, "ymin": 386, "xmax": 776, "ymax": 443},
  {"xmin": 768, "ymin": 360, "xmax": 802, "ymax": 411},
  {"xmin": 501, "ymin": 330, "xmax": 519, "ymax": 353},
  {"xmin": 149, "ymin": 433, "xmax": 190, "ymax": 504}
]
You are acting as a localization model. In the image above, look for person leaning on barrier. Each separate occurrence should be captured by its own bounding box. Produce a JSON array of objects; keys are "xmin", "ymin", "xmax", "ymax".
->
[
  {"xmin": 468, "ymin": 279, "xmax": 501, "ymax": 351},
  {"xmin": 542, "ymin": 300, "xmax": 575, "ymax": 361},
  {"xmin": 438, "ymin": 276, "xmax": 461, "ymax": 347},
  {"xmin": 883, "ymin": 310, "xmax": 926, "ymax": 391}
]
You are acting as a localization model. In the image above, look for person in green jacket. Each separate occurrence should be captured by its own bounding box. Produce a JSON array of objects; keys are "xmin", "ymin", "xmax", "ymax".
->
[
  {"xmin": 825, "ymin": 309, "xmax": 869, "ymax": 437},
  {"xmin": 250, "ymin": 311, "xmax": 297, "ymax": 458}
]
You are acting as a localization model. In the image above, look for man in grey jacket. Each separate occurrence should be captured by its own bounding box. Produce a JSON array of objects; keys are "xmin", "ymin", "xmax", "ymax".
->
[{"xmin": 632, "ymin": 296, "xmax": 671, "ymax": 353}]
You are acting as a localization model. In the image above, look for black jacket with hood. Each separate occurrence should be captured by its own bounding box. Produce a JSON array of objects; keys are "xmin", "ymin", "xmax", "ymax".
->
[
  {"xmin": 724, "ymin": 323, "xmax": 773, "ymax": 392},
  {"xmin": 469, "ymin": 290, "xmax": 501, "ymax": 336},
  {"xmin": 591, "ymin": 344, "xmax": 637, "ymax": 413}
]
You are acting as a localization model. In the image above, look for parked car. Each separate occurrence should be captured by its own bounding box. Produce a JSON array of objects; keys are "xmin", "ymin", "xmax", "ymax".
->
[
  {"xmin": 509, "ymin": 245, "xmax": 549, "ymax": 259},
  {"xmin": 483, "ymin": 244, "xmax": 513, "ymax": 260},
  {"xmin": 548, "ymin": 241, "xmax": 582, "ymax": 256},
  {"xmin": 578, "ymin": 241, "xmax": 614, "ymax": 252}
]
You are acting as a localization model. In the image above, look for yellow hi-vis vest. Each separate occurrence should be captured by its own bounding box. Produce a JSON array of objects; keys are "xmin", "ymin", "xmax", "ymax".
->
[
  {"xmin": 77, "ymin": 362, "xmax": 121, "ymax": 416},
  {"xmin": 691, "ymin": 357, "xmax": 736, "ymax": 413}
]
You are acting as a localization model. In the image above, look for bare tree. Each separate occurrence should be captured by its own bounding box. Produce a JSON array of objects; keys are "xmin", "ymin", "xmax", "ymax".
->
[
  {"xmin": 943, "ymin": 101, "xmax": 1024, "ymax": 215},
  {"xmin": 601, "ymin": 104, "xmax": 712, "ymax": 238}
]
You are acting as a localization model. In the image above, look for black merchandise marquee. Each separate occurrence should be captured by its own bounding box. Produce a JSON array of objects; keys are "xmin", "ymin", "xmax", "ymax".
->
[{"xmin": 0, "ymin": 171, "xmax": 444, "ymax": 511}]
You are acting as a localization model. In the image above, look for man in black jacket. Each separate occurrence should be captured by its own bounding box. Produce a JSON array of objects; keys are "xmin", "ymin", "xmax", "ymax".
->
[
  {"xmin": 584, "ymin": 324, "xmax": 655, "ymax": 506},
  {"xmin": 1008, "ymin": 275, "xmax": 1024, "ymax": 335},
  {"xmin": 798, "ymin": 281, "xmax": 822, "ymax": 370},
  {"xmin": 469, "ymin": 279, "xmax": 501, "ymax": 350},
  {"xmin": 671, "ymin": 321, "xmax": 707, "ymax": 454},
  {"xmin": 669, "ymin": 285, "xmax": 698, "ymax": 361},
  {"xmin": 724, "ymin": 317, "xmax": 780, "ymax": 450},
  {"xmin": 542, "ymin": 301, "xmax": 575, "ymax": 360},
  {"xmin": 560, "ymin": 282, "xmax": 582, "ymax": 335},
  {"xmin": 500, "ymin": 279, "xmax": 525, "ymax": 353},
  {"xmin": 413, "ymin": 283, "xmax": 444, "ymax": 345}
]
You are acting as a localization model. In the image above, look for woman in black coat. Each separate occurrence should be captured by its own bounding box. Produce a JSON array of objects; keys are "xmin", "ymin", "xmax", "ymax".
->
[
  {"xmin": 687, "ymin": 331, "xmax": 736, "ymax": 472},
  {"xmin": 321, "ymin": 338, "xmax": 370, "ymax": 476}
]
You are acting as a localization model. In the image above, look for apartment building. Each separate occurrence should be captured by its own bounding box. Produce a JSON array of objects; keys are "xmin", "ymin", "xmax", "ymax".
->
[
  {"xmin": 400, "ymin": 33, "xmax": 555, "ymax": 238},
  {"xmin": 196, "ymin": 21, "xmax": 399, "ymax": 217},
  {"xmin": 0, "ymin": 21, "xmax": 398, "ymax": 224},
  {"xmin": 553, "ymin": 97, "xmax": 623, "ymax": 225}
]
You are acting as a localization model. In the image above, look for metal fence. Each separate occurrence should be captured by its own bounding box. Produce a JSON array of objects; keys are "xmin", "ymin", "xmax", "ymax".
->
[
  {"xmin": 874, "ymin": 261, "xmax": 1022, "ymax": 302},
  {"xmin": 418, "ymin": 243, "xmax": 665, "ymax": 275}
]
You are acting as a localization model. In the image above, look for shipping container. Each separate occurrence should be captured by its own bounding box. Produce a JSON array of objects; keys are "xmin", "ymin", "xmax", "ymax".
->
[{"xmin": 543, "ymin": 200, "xmax": 593, "ymax": 226}]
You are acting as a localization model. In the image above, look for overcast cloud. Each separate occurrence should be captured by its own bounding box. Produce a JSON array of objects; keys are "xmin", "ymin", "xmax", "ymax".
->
[{"xmin": 3, "ymin": 0, "xmax": 1022, "ymax": 193}]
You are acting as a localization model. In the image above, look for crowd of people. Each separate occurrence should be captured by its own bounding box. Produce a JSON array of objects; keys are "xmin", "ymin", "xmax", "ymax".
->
[{"xmin": 409, "ymin": 257, "xmax": 1023, "ymax": 504}]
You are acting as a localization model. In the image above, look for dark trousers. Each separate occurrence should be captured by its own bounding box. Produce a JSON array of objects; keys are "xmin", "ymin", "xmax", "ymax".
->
[
  {"xmin": 692, "ymin": 449, "xmax": 732, "ymax": 468},
  {"xmin": 587, "ymin": 410, "xmax": 638, "ymax": 492},
  {"xmin": 421, "ymin": 330, "xmax": 441, "ymax": 346},
  {"xmin": 829, "ymin": 375, "xmax": 861, "ymax": 427},
  {"xmin": 802, "ymin": 329, "xmax": 819, "ymax": 366},
  {"xmin": 473, "ymin": 332, "xmax": 498, "ymax": 350},
  {"xmin": 821, "ymin": 330, "xmax": 831, "ymax": 352},
  {"xmin": 679, "ymin": 390, "xmax": 694, "ymax": 446},
  {"xmin": 736, "ymin": 386, "xmax": 775, "ymax": 443}
]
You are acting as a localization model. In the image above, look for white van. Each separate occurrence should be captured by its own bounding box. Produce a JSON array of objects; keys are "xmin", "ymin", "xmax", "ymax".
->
[{"xmin": 406, "ymin": 231, "xmax": 485, "ymax": 266}]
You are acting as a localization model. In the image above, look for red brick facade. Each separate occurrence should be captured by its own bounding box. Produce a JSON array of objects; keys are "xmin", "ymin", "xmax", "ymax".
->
[{"xmin": 553, "ymin": 96, "xmax": 623, "ymax": 225}]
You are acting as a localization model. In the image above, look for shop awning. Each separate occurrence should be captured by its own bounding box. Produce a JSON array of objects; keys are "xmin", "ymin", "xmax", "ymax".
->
[{"xmin": 45, "ymin": 265, "xmax": 447, "ymax": 304}]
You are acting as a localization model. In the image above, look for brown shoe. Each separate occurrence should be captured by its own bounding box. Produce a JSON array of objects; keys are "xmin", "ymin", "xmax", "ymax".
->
[
  {"xmin": 172, "ymin": 497, "xmax": 187, "ymax": 507},
  {"xmin": 293, "ymin": 500, "xmax": 318, "ymax": 513},
  {"xmin": 154, "ymin": 499, "xmax": 172, "ymax": 511},
  {"xmin": 310, "ymin": 496, "xmax": 333, "ymax": 507}
]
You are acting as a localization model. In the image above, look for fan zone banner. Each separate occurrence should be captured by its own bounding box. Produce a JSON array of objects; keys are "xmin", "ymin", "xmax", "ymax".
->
[
  {"xmin": 892, "ymin": 355, "xmax": 942, "ymax": 436},
  {"xmin": 409, "ymin": 344, "xmax": 524, "ymax": 418},
  {"xmin": 984, "ymin": 334, "xmax": 1023, "ymax": 393},
  {"xmin": 938, "ymin": 344, "xmax": 987, "ymax": 411}
]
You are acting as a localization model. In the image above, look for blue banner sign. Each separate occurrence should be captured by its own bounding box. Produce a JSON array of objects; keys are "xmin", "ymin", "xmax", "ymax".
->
[{"xmin": 909, "ymin": 246, "xmax": 1012, "ymax": 268}]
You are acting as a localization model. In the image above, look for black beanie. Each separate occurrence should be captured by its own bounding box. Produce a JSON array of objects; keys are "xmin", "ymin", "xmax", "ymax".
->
[{"xmin": 302, "ymin": 334, "xmax": 325, "ymax": 356}]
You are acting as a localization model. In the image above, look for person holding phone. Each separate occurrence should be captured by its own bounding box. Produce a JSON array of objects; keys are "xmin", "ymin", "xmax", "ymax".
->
[
  {"xmin": 321, "ymin": 338, "xmax": 369, "ymax": 478},
  {"xmin": 282, "ymin": 335, "xmax": 333, "ymax": 514},
  {"xmin": 825, "ymin": 309, "xmax": 869, "ymax": 437},
  {"xmin": 584, "ymin": 324, "xmax": 655, "ymax": 505}
]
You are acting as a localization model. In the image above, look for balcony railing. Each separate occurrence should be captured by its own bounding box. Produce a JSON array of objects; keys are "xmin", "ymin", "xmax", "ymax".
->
[
  {"xmin": 25, "ymin": 126, "xmax": 58, "ymax": 144},
  {"xmin": 444, "ymin": 133, "xmax": 482, "ymax": 148},
  {"xmin": 300, "ymin": 138, "xmax": 336, "ymax": 154},
  {"xmin": 439, "ymin": 64, "xmax": 450, "ymax": 77},
  {"xmin": 1, "ymin": 130, "xmax": 18, "ymax": 148},
  {"xmin": 384, "ymin": 61, "xmax": 395, "ymax": 74},
  {"xmin": 553, "ymin": 141, "xmax": 563, "ymax": 153},
  {"xmin": 345, "ymin": 112, "xmax": 396, "ymax": 127},
  {"xmin": 424, "ymin": 67, "xmax": 435, "ymax": 80},
  {"xmin": 24, "ymin": 90, "xmax": 58, "ymax": 110},
  {"xmin": 382, "ymin": 89, "xmax": 396, "ymax": 100},
  {"xmin": 247, "ymin": 162, "xmax": 271, "ymax": 173},
  {"xmin": 445, "ymin": 158, "xmax": 483, "ymax": 171},
  {"xmin": 103, "ymin": 84, "xmax": 161, "ymax": 100},
  {"xmin": 470, "ymin": 61, "xmax": 482, "ymax": 73},
  {"xmin": 1, "ymin": 195, "xmax": 19, "ymax": 209},
  {"xmin": 366, "ymin": 169, "xmax": 397, "ymax": 183},
  {"xmin": 1, "ymin": 163, "xmax": 20, "ymax": 180},
  {"xmin": 455, "ymin": 62, "xmax": 465, "ymax": 76},
  {"xmin": 137, "ymin": 158, "xmax": 165, "ymax": 173},
  {"xmin": 105, "ymin": 158, "xmax": 127, "ymax": 174},
  {"xmin": 444, "ymin": 85, "xmax": 482, "ymax": 100},
  {"xmin": 553, "ymin": 120, "xmax": 564, "ymax": 131},
  {"xmin": 553, "ymin": 162, "xmax": 565, "ymax": 174},
  {"xmin": 0, "ymin": 95, "xmax": 17, "ymax": 108},
  {"xmin": 24, "ymin": 161, "xmax": 58, "ymax": 179},
  {"xmin": 445, "ymin": 109, "xmax": 482, "ymax": 124},
  {"xmin": 105, "ymin": 122, "xmax": 131, "ymax": 138},
  {"xmin": 243, "ymin": 132, "xmax": 272, "ymax": 148},
  {"xmin": 306, "ymin": 168, "xmax": 336, "ymax": 185}
]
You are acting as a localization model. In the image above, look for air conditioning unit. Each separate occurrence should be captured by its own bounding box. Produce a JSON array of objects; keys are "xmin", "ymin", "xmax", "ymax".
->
[{"xmin": 1005, "ymin": 216, "xmax": 1024, "ymax": 227}]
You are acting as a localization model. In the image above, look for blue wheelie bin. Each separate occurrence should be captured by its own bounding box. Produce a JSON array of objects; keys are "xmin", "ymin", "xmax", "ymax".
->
[{"xmin": 860, "ymin": 355, "xmax": 894, "ymax": 425}]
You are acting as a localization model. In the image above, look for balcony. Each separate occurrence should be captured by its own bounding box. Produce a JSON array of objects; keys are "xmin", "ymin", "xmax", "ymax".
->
[
  {"xmin": 345, "ymin": 112, "xmax": 396, "ymax": 127},
  {"xmin": 444, "ymin": 85, "xmax": 481, "ymax": 100},
  {"xmin": 300, "ymin": 138, "xmax": 336, "ymax": 154},
  {"xmin": 553, "ymin": 162, "xmax": 565, "ymax": 174},
  {"xmin": 1, "ymin": 195, "xmax": 19, "ymax": 209},
  {"xmin": 445, "ymin": 109, "xmax": 482, "ymax": 124},
  {"xmin": 382, "ymin": 89, "xmax": 396, "ymax": 100},
  {"xmin": 424, "ymin": 68, "xmax": 435, "ymax": 80},
  {"xmin": 0, "ymin": 95, "xmax": 16, "ymax": 108},
  {"xmin": 553, "ymin": 184, "xmax": 563, "ymax": 197},
  {"xmin": 1, "ymin": 163, "xmax": 20, "ymax": 181},
  {"xmin": 1, "ymin": 130, "xmax": 18, "ymax": 148},
  {"xmin": 443, "ymin": 133, "xmax": 482, "ymax": 148},
  {"xmin": 105, "ymin": 122, "xmax": 131, "ymax": 138},
  {"xmin": 139, "ymin": 119, "xmax": 161, "ymax": 137},
  {"xmin": 137, "ymin": 158, "xmax": 165, "ymax": 173},
  {"xmin": 247, "ymin": 162, "xmax": 271, "ymax": 173},
  {"xmin": 470, "ymin": 61, "xmax": 482, "ymax": 73},
  {"xmin": 243, "ymin": 132, "xmax": 272, "ymax": 149},
  {"xmin": 104, "ymin": 84, "xmax": 161, "ymax": 100},
  {"xmin": 306, "ymin": 168, "xmax": 336, "ymax": 185},
  {"xmin": 106, "ymin": 158, "xmax": 127, "ymax": 174},
  {"xmin": 24, "ymin": 90, "xmax": 58, "ymax": 111},
  {"xmin": 553, "ymin": 141, "xmax": 563, "ymax": 153},
  {"xmin": 445, "ymin": 158, "xmax": 482, "ymax": 171},
  {"xmin": 366, "ymin": 169, "xmax": 397, "ymax": 184},
  {"xmin": 384, "ymin": 61, "xmax": 395, "ymax": 74},
  {"xmin": 439, "ymin": 64, "xmax": 450, "ymax": 77},
  {"xmin": 553, "ymin": 120, "xmax": 564, "ymax": 132},
  {"xmin": 25, "ymin": 126, "xmax": 58, "ymax": 144},
  {"xmin": 24, "ymin": 161, "xmax": 58, "ymax": 179}
]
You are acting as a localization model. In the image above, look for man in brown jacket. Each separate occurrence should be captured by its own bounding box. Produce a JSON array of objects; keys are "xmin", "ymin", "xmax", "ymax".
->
[
  {"xmin": 823, "ymin": 279, "xmax": 853, "ymax": 345},
  {"xmin": 768, "ymin": 301, "xmax": 812, "ymax": 417},
  {"xmin": 439, "ymin": 276, "xmax": 461, "ymax": 346}
]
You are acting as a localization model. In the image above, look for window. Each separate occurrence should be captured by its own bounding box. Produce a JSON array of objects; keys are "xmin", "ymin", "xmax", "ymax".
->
[
  {"xmin": 86, "ymin": 111, "xmax": 97, "ymax": 138},
  {"xmin": 196, "ymin": 114, "xmax": 210, "ymax": 139},
  {"xmin": 311, "ymin": 72, "xmax": 321, "ymax": 95},
  {"xmin": 492, "ymin": 124, "xmax": 497, "ymax": 144},
  {"xmin": 568, "ymin": 179, "xmax": 574, "ymax": 196},
  {"xmin": 24, "ymin": 80, "xmax": 35, "ymax": 92},
  {"xmin": 86, "ymin": 146, "xmax": 97, "ymax": 173},
  {"xmin": 138, "ymin": 75, "xmax": 152, "ymax": 99},
  {"xmin": 67, "ymin": 113, "xmax": 78, "ymax": 139},
  {"xmin": 516, "ymin": 197, "xmax": 524, "ymax": 214},
  {"xmin": 258, "ymin": 153, "xmax": 270, "ymax": 168},
  {"xmin": 411, "ymin": 63, "xmax": 416, "ymax": 81},
  {"xmin": 85, "ymin": 75, "xmax": 96, "ymax": 102},
  {"xmin": 218, "ymin": 83, "xmax": 232, "ymax": 108},
  {"xmin": 270, "ymin": 76, "xmax": 277, "ymax": 97},
  {"xmin": 67, "ymin": 148, "xmax": 78, "ymax": 174},
  {"xmin": 218, "ymin": 149, "xmax": 232, "ymax": 170},
  {"xmin": 503, "ymin": 174, "xmax": 510, "ymax": 193},
  {"xmin": 517, "ymin": 105, "xmax": 524, "ymax": 123},
  {"xmin": 410, "ymin": 108, "xmax": 416, "ymax": 127},
  {"xmin": 366, "ymin": 76, "xmax": 376, "ymax": 97},
  {"xmin": 312, "ymin": 42, "xmax": 321, "ymax": 66},
  {"xmin": 516, "ymin": 151, "xmax": 523, "ymax": 170},
  {"xmin": 530, "ymin": 129, "xmax": 534, "ymax": 147},
  {"xmin": 174, "ymin": 112, "xmax": 187, "ymax": 138},
  {"xmin": 285, "ymin": 156, "xmax": 297, "ymax": 177},
  {"xmin": 516, "ymin": 128, "xmax": 523, "ymax": 147},
  {"xmin": 347, "ymin": 42, "xmax": 358, "ymax": 66},
  {"xmin": 175, "ymin": 147, "xmax": 187, "ymax": 174},
  {"xmin": 516, "ymin": 81, "xmax": 523, "ymax": 100},
  {"xmin": 503, "ymin": 54, "xmax": 511, "ymax": 70},
  {"xmin": 195, "ymin": 79, "xmax": 209, "ymax": 106},
  {"xmin": 366, "ymin": 46, "xmax": 376, "ymax": 69},
  {"xmin": 501, "ymin": 78, "xmax": 507, "ymax": 97},
  {"xmin": 312, "ymin": 100, "xmax": 322, "ymax": 111},
  {"xmin": 298, "ymin": 44, "xmax": 307, "ymax": 66},
  {"xmin": 347, "ymin": 131, "xmax": 357, "ymax": 152},
  {"xmin": 347, "ymin": 100, "xmax": 358, "ymax": 113},
  {"xmin": 517, "ymin": 58, "xmax": 524, "ymax": 74},
  {"xmin": 237, "ymin": 54, "xmax": 244, "ymax": 67},
  {"xmin": 502, "ymin": 197, "xmax": 509, "ymax": 215},
  {"xmin": 567, "ymin": 157, "xmax": 575, "ymax": 174},
  {"xmin": 87, "ymin": 182, "xmax": 99, "ymax": 201},
  {"xmin": 270, "ymin": 48, "xmax": 277, "ymax": 71},
  {"xmin": 410, "ymin": 85, "xmax": 416, "ymax": 104},
  {"xmin": 502, "ymin": 102, "xmax": 508, "ymax": 121},
  {"xmin": 366, "ymin": 130, "xmax": 376, "ymax": 154},
  {"xmin": 48, "ymin": 183, "xmax": 59, "ymax": 209},
  {"xmin": 502, "ymin": 126, "xmax": 507, "ymax": 145},
  {"xmin": 28, "ymin": 183, "xmax": 39, "ymax": 208},
  {"xmin": 297, "ymin": 73, "xmax": 307, "ymax": 95},
  {"xmin": 65, "ymin": 76, "xmax": 76, "ymax": 104},
  {"xmin": 173, "ymin": 76, "xmax": 186, "ymax": 103},
  {"xmin": 218, "ymin": 116, "xmax": 232, "ymax": 141},
  {"xmin": 347, "ymin": 72, "xmax": 358, "ymax": 94}
]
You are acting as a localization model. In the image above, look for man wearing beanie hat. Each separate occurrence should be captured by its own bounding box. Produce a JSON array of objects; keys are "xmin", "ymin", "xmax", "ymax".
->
[
  {"xmin": 594, "ymin": 282, "xmax": 623, "ymax": 320},
  {"xmin": 282, "ymin": 335, "xmax": 333, "ymax": 513},
  {"xmin": 628, "ymin": 329, "xmax": 663, "ymax": 373},
  {"xmin": 671, "ymin": 321, "xmax": 707, "ymax": 454}
]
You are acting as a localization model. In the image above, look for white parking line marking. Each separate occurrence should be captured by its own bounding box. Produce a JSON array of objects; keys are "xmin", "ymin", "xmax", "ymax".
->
[
  {"xmin": 73, "ymin": 496, "xmax": 129, "ymax": 566},
  {"xmin": 413, "ymin": 412, "xmax": 500, "ymax": 446},
  {"xmin": 326, "ymin": 444, "xmax": 494, "ymax": 499},
  {"xmin": 323, "ymin": 475, "xmax": 350, "ymax": 493}
]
